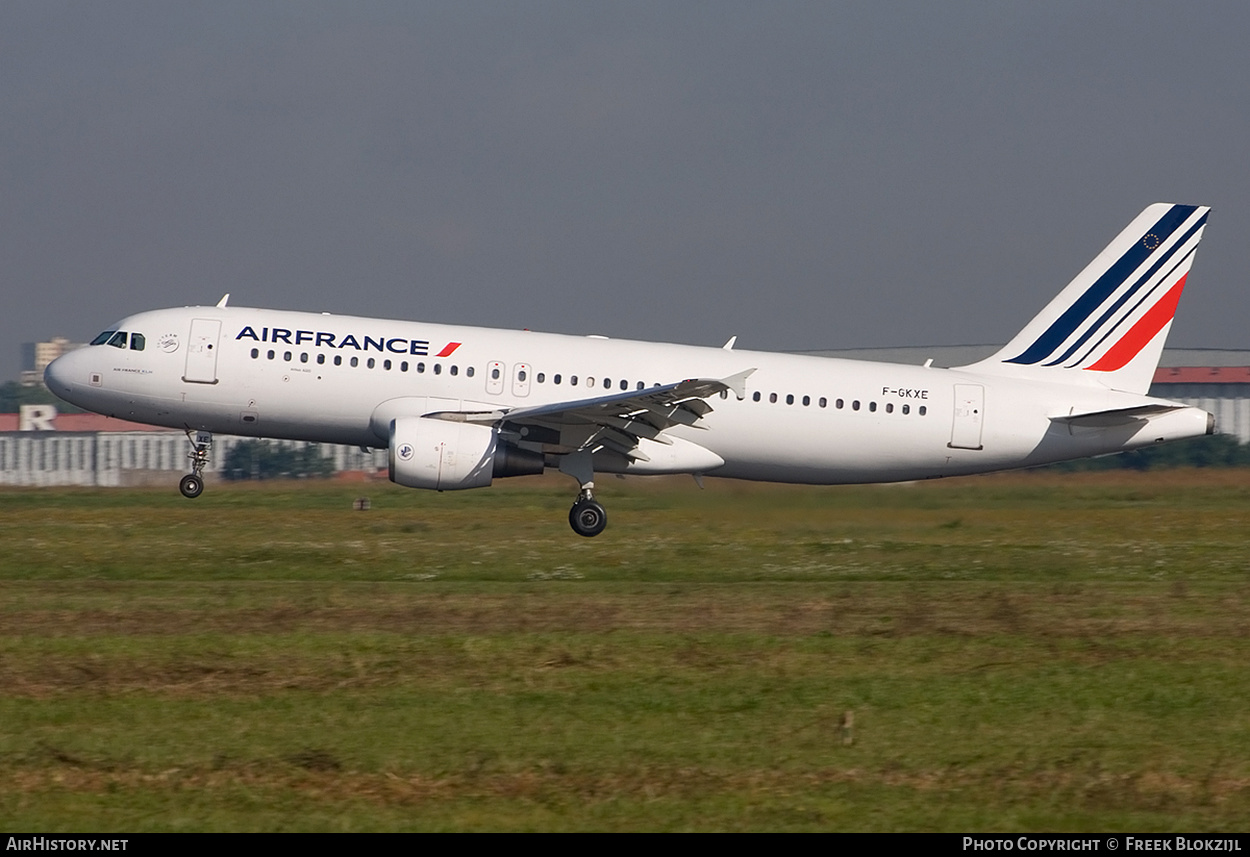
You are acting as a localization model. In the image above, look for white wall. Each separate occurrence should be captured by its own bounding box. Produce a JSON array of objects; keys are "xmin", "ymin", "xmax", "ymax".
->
[{"xmin": 0, "ymin": 432, "xmax": 388, "ymax": 487}]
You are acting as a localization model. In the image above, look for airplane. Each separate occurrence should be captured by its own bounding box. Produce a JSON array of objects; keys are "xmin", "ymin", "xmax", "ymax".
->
[{"xmin": 45, "ymin": 203, "xmax": 1214, "ymax": 536}]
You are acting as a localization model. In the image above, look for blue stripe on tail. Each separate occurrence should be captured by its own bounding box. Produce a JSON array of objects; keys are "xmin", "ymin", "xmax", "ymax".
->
[
  {"xmin": 1041, "ymin": 212, "xmax": 1208, "ymax": 367},
  {"xmin": 1004, "ymin": 204, "xmax": 1198, "ymax": 366}
]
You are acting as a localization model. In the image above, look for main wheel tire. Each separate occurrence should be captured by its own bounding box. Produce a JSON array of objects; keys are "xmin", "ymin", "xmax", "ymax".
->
[
  {"xmin": 568, "ymin": 499, "xmax": 607, "ymax": 537},
  {"xmin": 179, "ymin": 474, "xmax": 204, "ymax": 499}
]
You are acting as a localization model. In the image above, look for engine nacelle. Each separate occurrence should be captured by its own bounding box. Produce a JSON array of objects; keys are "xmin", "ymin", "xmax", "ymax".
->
[{"xmin": 388, "ymin": 416, "xmax": 543, "ymax": 491}]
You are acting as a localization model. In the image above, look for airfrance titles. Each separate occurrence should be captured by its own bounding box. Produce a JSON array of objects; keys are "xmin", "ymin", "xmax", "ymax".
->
[{"xmin": 236, "ymin": 326, "xmax": 463, "ymax": 358}]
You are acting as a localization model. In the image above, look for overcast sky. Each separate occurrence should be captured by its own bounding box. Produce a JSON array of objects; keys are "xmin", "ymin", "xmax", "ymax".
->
[{"xmin": 2, "ymin": 1, "xmax": 1247, "ymax": 379}]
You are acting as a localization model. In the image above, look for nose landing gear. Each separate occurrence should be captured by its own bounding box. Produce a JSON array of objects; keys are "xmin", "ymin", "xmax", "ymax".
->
[
  {"xmin": 180, "ymin": 430, "xmax": 212, "ymax": 499},
  {"xmin": 179, "ymin": 473, "xmax": 204, "ymax": 499}
]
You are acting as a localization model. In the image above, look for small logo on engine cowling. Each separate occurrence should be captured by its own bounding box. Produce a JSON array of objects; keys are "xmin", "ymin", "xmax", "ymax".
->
[{"xmin": 397, "ymin": 443, "xmax": 414, "ymax": 461}]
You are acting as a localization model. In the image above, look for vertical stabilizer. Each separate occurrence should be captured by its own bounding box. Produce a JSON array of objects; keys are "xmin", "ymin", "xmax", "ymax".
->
[{"xmin": 959, "ymin": 203, "xmax": 1210, "ymax": 394}]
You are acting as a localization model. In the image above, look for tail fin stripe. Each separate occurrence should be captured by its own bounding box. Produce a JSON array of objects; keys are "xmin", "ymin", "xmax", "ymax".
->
[
  {"xmin": 1041, "ymin": 215, "xmax": 1207, "ymax": 367},
  {"xmin": 957, "ymin": 202, "xmax": 1210, "ymax": 396},
  {"xmin": 1084, "ymin": 274, "xmax": 1187, "ymax": 373},
  {"xmin": 1064, "ymin": 245, "xmax": 1196, "ymax": 368},
  {"xmin": 1004, "ymin": 204, "xmax": 1198, "ymax": 366}
]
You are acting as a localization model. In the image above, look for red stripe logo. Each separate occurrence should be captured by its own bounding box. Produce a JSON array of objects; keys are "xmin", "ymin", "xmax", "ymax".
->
[
  {"xmin": 1085, "ymin": 274, "xmax": 1187, "ymax": 373},
  {"xmin": 435, "ymin": 341, "xmax": 462, "ymax": 358}
]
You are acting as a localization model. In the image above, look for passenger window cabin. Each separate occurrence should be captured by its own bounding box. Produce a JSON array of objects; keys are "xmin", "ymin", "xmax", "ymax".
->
[{"xmin": 227, "ymin": 350, "xmax": 935, "ymax": 425}]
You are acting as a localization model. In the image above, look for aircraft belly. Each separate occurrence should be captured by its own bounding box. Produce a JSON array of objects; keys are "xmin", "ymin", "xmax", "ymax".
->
[
  {"xmin": 683, "ymin": 411, "xmax": 960, "ymax": 485},
  {"xmin": 592, "ymin": 435, "xmax": 726, "ymax": 475}
]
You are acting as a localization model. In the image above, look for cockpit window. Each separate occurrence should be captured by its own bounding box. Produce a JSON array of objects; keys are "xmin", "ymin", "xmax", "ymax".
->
[
  {"xmin": 130, "ymin": 333, "xmax": 145, "ymax": 351},
  {"xmin": 107, "ymin": 331, "xmax": 128, "ymax": 349},
  {"xmin": 90, "ymin": 330, "xmax": 117, "ymax": 346}
]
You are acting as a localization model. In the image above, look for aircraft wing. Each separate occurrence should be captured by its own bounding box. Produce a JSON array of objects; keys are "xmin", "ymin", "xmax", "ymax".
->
[{"xmin": 424, "ymin": 368, "xmax": 755, "ymax": 460}]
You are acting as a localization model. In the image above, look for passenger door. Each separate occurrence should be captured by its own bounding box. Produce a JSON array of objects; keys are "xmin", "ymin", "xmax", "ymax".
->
[
  {"xmin": 948, "ymin": 384, "xmax": 985, "ymax": 450},
  {"xmin": 183, "ymin": 319, "xmax": 221, "ymax": 384}
]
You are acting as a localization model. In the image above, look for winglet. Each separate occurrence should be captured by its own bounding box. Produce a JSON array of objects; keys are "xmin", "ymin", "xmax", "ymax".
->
[
  {"xmin": 722, "ymin": 336, "xmax": 737, "ymax": 351},
  {"xmin": 216, "ymin": 293, "xmax": 231, "ymax": 308},
  {"xmin": 720, "ymin": 368, "xmax": 756, "ymax": 399}
]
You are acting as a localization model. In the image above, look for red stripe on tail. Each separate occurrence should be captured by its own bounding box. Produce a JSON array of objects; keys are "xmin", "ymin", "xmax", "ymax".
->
[{"xmin": 1085, "ymin": 274, "xmax": 1187, "ymax": 373}]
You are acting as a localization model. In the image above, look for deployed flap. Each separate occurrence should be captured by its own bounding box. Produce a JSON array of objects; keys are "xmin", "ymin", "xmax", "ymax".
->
[{"xmin": 423, "ymin": 370, "xmax": 756, "ymax": 456}]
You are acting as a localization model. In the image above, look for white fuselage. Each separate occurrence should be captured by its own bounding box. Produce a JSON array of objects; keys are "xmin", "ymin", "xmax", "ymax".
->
[{"xmin": 45, "ymin": 305, "xmax": 1211, "ymax": 485}]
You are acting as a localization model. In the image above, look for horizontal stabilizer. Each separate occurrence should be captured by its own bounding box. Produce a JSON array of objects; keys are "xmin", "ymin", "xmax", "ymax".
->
[{"xmin": 1049, "ymin": 404, "xmax": 1182, "ymax": 428}]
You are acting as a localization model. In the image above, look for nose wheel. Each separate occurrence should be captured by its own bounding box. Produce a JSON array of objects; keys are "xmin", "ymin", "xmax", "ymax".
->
[
  {"xmin": 569, "ymin": 491, "xmax": 607, "ymax": 537},
  {"xmin": 180, "ymin": 430, "xmax": 212, "ymax": 499},
  {"xmin": 179, "ymin": 473, "xmax": 204, "ymax": 498}
]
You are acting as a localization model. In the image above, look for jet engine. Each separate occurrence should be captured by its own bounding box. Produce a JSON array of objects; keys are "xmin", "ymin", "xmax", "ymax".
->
[{"xmin": 388, "ymin": 416, "xmax": 543, "ymax": 490}]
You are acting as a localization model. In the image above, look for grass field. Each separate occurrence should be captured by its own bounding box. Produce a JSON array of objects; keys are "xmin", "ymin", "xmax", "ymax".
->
[{"xmin": 2, "ymin": 470, "xmax": 1249, "ymax": 831}]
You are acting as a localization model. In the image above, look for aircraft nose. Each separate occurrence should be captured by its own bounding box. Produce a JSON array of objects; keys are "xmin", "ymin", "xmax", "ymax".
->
[
  {"xmin": 44, "ymin": 354, "xmax": 66, "ymax": 389},
  {"xmin": 44, "ymin": 351, "xmax": 81, "ymax": 400}
]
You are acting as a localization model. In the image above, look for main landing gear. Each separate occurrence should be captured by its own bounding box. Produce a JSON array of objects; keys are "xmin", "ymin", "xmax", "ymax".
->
[
  {"xmin": 569, "ymin": 488, "xmax": 607, "ymax": 538},
  {"xmin": 560, "ymin": 452, "xmax": 606, "ymax": 537},
  {"xmin": 179, "ymin": 430, "xmax": 212, "ymax": 499}
]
